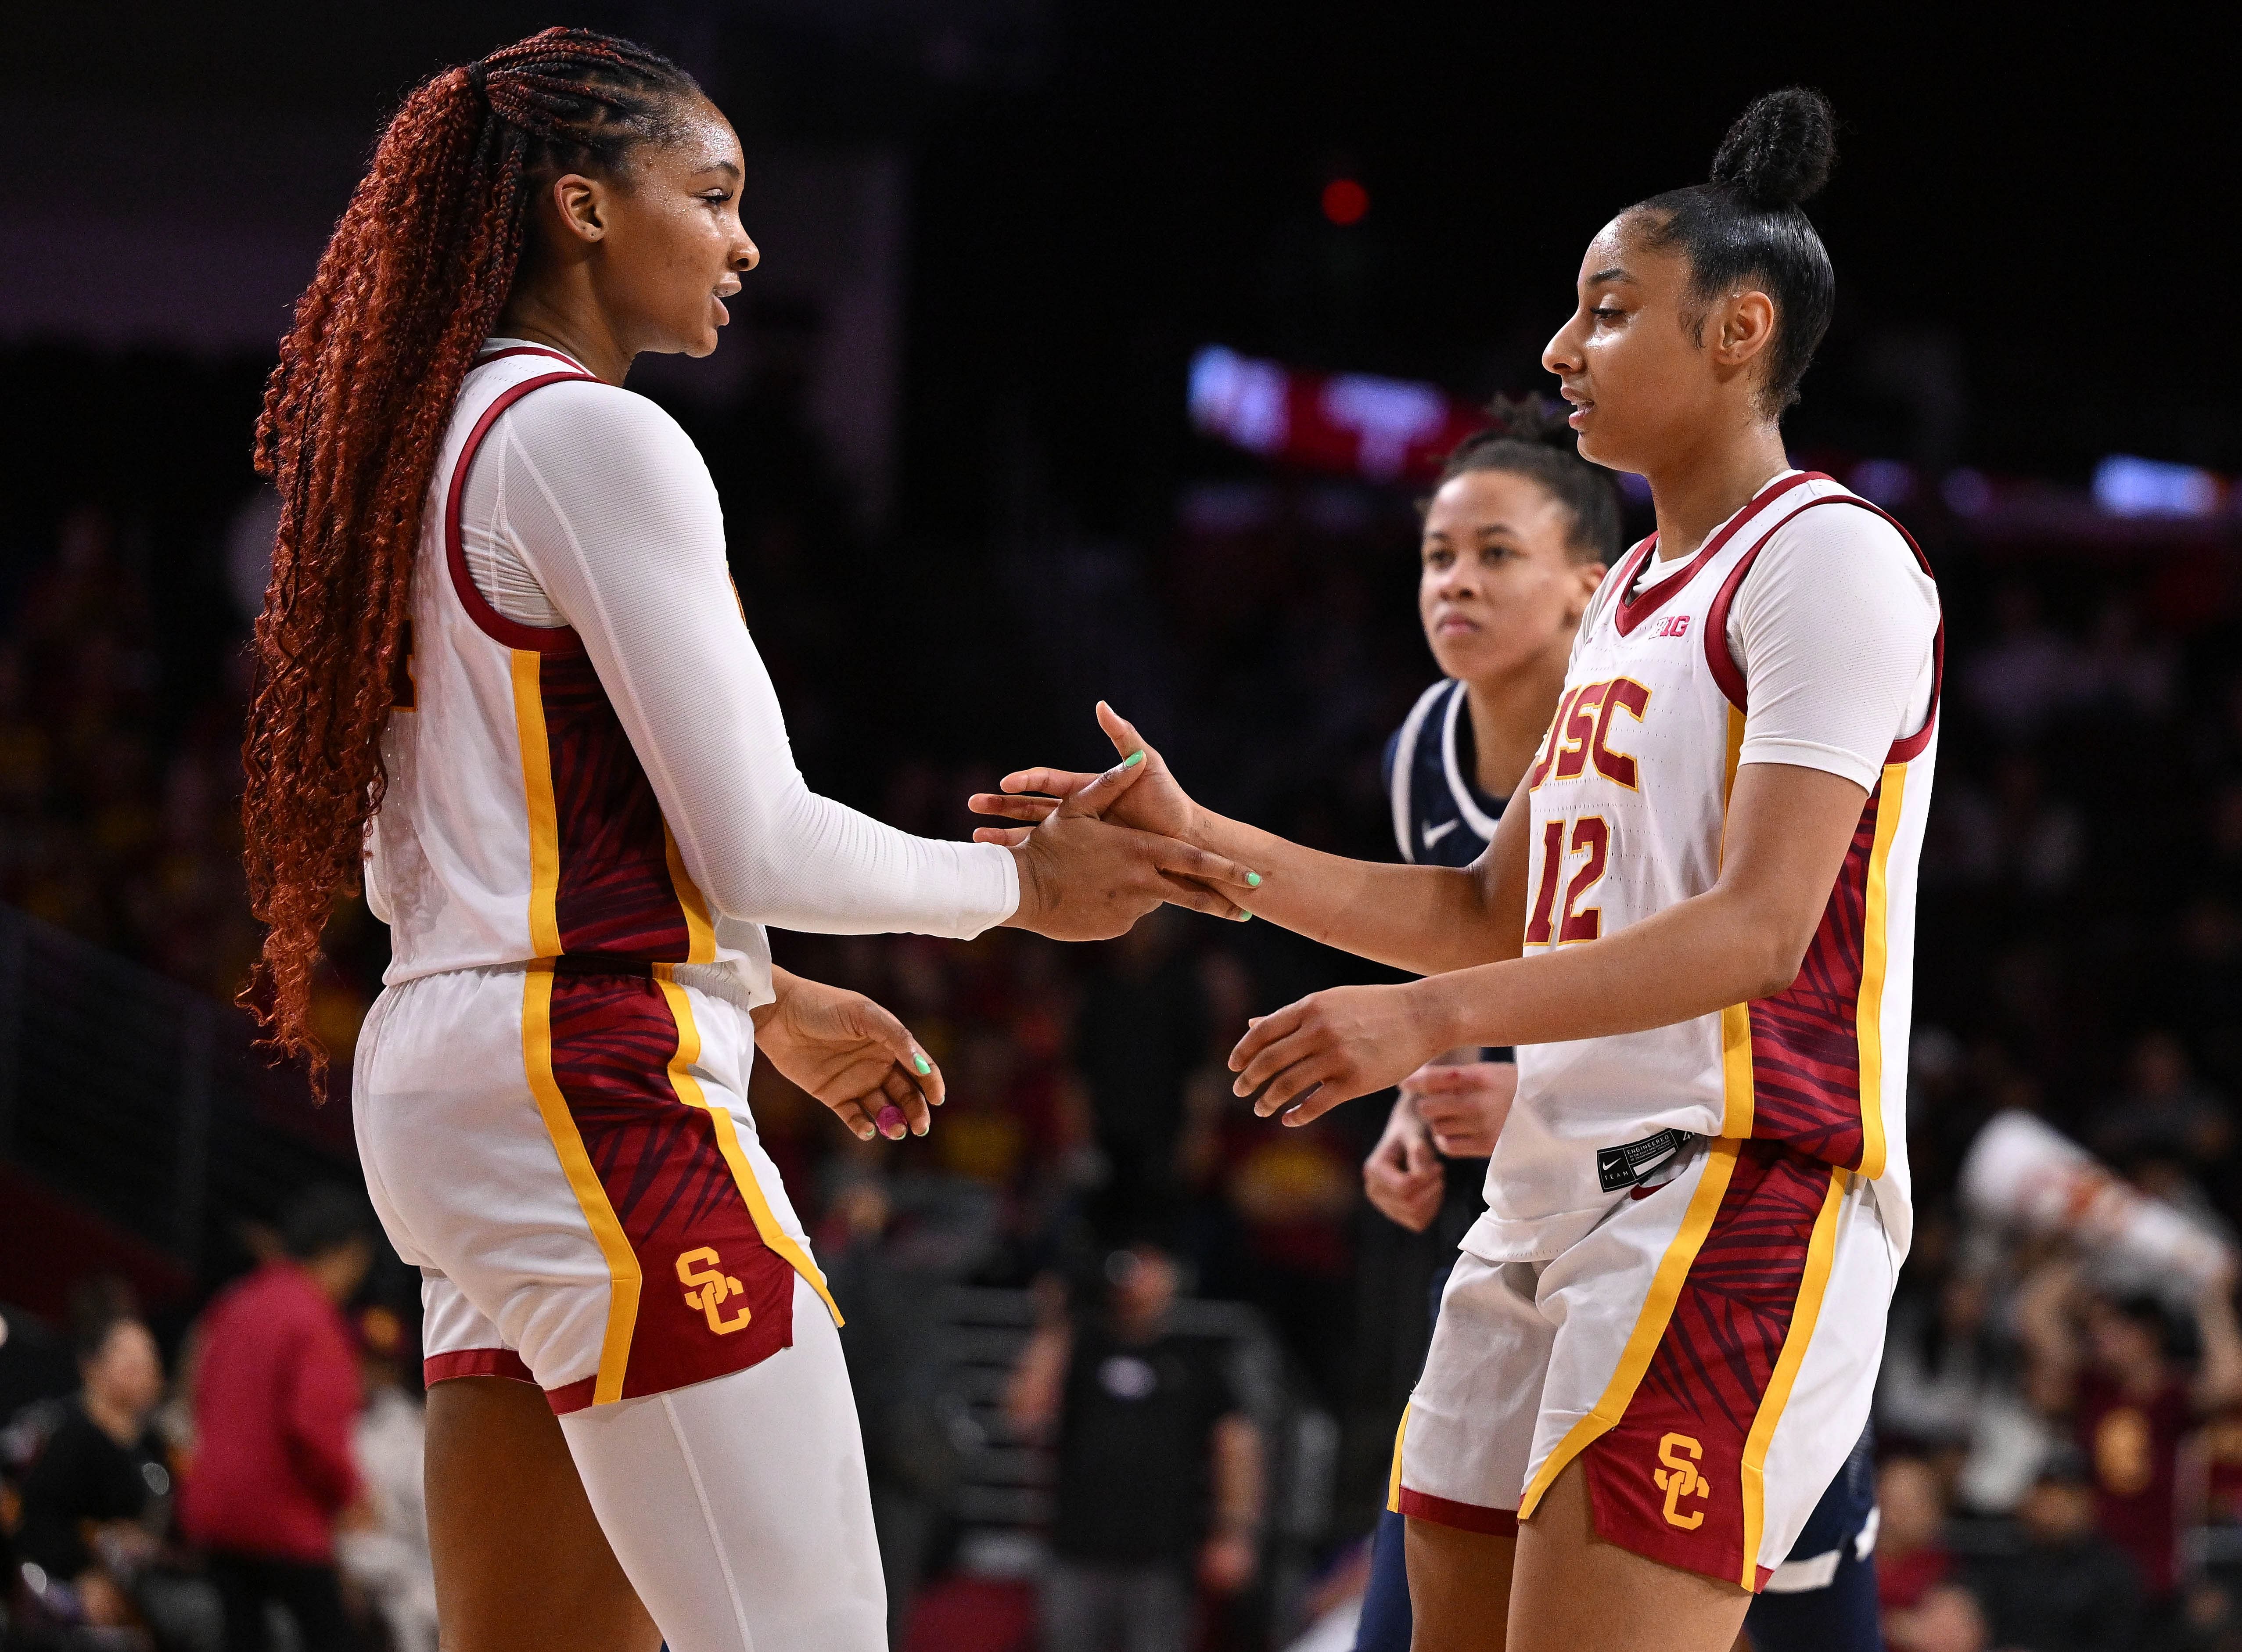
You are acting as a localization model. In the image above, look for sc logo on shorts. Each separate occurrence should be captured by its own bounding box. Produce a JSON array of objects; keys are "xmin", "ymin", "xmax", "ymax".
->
[
  {"xmin": 1654, "ymin": 1433, "xmax": 1709, "ymax": 1530},
  {"xmin": 676, "ymin": 1247, "xmax": 752, "ymax": 1335}
]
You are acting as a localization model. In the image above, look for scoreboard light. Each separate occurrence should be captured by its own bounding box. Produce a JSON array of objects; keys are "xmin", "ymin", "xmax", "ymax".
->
[
  {"xmin": 2093, "ymin": 454, "xmax": 2225, "ymax": 519},
  {"xmin": 1321, "ymin": 178, "xmax": 1369, "ymax": 226},
  {"xmin": 1189, "ymin": 345, "xmax": 1491, "ymax": 485}
]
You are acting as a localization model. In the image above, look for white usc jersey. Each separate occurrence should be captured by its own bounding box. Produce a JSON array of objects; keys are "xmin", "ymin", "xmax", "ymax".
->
[
  {"xmin": 366, "ymin": 346, "xmax": 758, "ymax": 992},
  {"xmin": 1469, "ymin": 471, "xmax": 1940, "ymax": 1265}
]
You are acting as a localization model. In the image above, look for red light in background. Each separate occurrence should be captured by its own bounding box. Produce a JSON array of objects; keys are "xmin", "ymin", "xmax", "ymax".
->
[{"xmin": 1321, "ymin": 178, "xmax": 1369, "ymax": 226}]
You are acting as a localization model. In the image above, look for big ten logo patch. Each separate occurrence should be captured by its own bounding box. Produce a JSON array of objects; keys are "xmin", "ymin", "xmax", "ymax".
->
[
  {"xmin": 1654, "ymin": 1433, "xmax": 1710, "ymax": 1530},
  {"xmin": 676, "ymin": 1246, "xmax": 752, "ymax": 1335},
  {"xmin": 1647, "ymin": 614, "xmax": 1691, "ymax": 639}
]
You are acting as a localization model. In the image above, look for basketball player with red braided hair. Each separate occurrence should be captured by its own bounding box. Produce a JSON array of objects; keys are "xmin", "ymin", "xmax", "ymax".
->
[{"xmin": 240, "ymin": 28, "xmax": 1258, "ymax": 1652}]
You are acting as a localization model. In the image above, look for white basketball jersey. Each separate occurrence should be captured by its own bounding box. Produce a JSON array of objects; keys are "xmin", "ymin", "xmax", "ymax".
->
[
  {"xmin": 366, "ymin": 347, "xmax": 756, "ymax": 990},
  {"xmin": 1467, "ymin": 471, "xmax": 1941, "ymax": 1264}
]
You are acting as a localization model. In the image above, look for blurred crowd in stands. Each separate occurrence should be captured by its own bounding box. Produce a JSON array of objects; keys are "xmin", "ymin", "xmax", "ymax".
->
[
  {"xmin": 0, "ymin": 1190, "xmax": 429, "ymax": 1652},
  {"xmin": 7, "ymin": 339, "xmax": 2242, "ymax": 1650}
]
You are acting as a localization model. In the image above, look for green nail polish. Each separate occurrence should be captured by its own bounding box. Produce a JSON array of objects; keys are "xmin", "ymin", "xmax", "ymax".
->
[
  {"xmin": 914, "ymin": 1053, "xmax": 931, "ymax": 1075},
  {"xmin": 1235, "ymin": 910, "xmax": 1252, "ymax": 923},
  {"xmin": 1122, "ymin": 751, "xmax": 1145, "ymax": 768},
  {"xmin": 1246, "ymin": 872, "xmax": 1262, "ymax": 887}
]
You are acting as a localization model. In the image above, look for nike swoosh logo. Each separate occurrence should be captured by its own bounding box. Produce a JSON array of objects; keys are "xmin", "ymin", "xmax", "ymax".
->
[{"xmin": 1423, "ymin": 819, "xmax": 1461, "ymax": 847}]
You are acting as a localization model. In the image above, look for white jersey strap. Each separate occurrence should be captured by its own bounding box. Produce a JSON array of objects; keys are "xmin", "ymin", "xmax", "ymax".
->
[
  {"xmin": 1390, "ymin": 679, "xmax": 1451, "ymax": 865},
  {"xmin": 1438, "ymin": 682, "xmax": 1502, "ymax": 843}
]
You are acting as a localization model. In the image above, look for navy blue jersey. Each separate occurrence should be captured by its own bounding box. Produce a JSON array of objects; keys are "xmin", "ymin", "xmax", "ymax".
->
[
  {"xmin": 1381, "ymin": 678, "xmax": 1509, "ymax": 1221},
  {"xmin": 1382, "ymin": 679, "xmax": 1505, "ymax": 868}
]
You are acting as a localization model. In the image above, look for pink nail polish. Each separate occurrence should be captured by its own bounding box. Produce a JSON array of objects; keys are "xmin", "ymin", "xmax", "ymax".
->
[{"xmin": 877, "ymin": 1104, "xmax": 907, "ymax": 1136}]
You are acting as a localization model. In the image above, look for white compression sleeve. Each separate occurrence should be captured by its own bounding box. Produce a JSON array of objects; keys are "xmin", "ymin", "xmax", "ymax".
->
[
  {"xmin": 560, "ymin": 1275, "xmax": 887, "ymax": 1652},
  {"xmin": 465, "ymin": 377, "xmax": 1019, "ymax": 937},
  {"xmin": 1728, "ymin": 492, "xmax": 1939, "ymax": 789}
]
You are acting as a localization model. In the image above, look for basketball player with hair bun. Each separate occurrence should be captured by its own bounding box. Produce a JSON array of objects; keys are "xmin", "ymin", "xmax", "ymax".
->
[
  {"xmin": 978, "ymin": 88, "xmax": 1935, "ymax": 1652},
  {"xmin": 241, "ymin": 28, "xmax": 1257, "ymax": 1652}
]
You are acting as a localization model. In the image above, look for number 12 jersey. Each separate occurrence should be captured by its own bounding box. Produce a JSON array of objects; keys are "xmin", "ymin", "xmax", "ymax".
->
[{"xmin": 1468, "ymin": 470, "xmax": 1941, "ymax": 1270}]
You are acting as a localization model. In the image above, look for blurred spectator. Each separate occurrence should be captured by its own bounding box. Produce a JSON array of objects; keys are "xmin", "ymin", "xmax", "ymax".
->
[
  {"xmin": 1879, "ymin": 1251, "xmax": 2055, "ymax": 1514},
  {"xmin": 1876, "ymin": 1455, "xmax": 1956, "ymax": 1625},
  {"xmin": 334, "ymin": 1306, "xmax": 435, "ymax": 1652},
  {"xmin": 826, "ymin": 1171, "xmax": 967, "ymax": 1646},
  {"xmin": 1219, "ymin": 1116, "xmax": 1356, "ymax": 1406},
  {"xmin": 2018, "ymin": 1257, "xmax": 2242, "ymax": 1609},
  {"xmin": 14, "ymin": 1295, "xmax": 220, "ymax": 1650},
  {"xmin": 1935, "ymin": 754, "xmax": 2085, "ymax": 897},
  {"xmin": 1073, "ymin": 911, "xmax": 1206, "ymax": 1233},
  {"xmin": 1964, "ymin": 583, "xmax": 2079, "ymax": 742},
  {"xmin": 2077, "ymin": 599, "xmax": 2175, "ymax": 726},
  {"xmin": 1892, "ymin": 1583, "xmax": 1990, "ymax": 1652},
  {"xmin": 1006, "ymin": 1243, "xmax": 1262, "ymax": 1652},
  {"xmin": 1964, "ymin": 1452, "xmax": 2141, "ymax": 1652},
  {"xmin": 181, "ymin": 1188, "xmax": 375, "ymax": 1652},
  {"xmin": 2095, "ymin": 1030, "xmax": 2235, "ymax": 1176}
]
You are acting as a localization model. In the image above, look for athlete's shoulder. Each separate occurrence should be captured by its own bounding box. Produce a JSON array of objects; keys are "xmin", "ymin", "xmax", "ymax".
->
[
  {"xmin": 1767, "ymin": 478, "xmax": 1921, "ymax": 559},
  {"xmin": 1744, "ymin": 481, "xmax": 1935, "ymax": 610},
  {"xmin": 497, "ymin": 372, "xmax": 690, "ymax": 447},
  {"xmin": 492, "ymin": 375, "xmax": 714, "ymax": 505}
]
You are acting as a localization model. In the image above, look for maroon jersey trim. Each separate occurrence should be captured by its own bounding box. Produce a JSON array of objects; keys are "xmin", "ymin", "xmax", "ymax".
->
[
  {"xmin": 443, "ymin": 369, "xmax": 597, "ymax": 656},
  {"xmin": 532, "ymin": 650, "xmax": 697, "ymax": 961},
  {"xmin": 1702, "ymin": 493, "xmax": 1944, "ymax": 764},
  {"xmin": 1613, "ymin": 471, "xmax": 1820, "ymax": 637},
  {"xmin": 1395, "ymin": 1487, "xmax": 1520, "ymax": 1536},
  {"xmin": 422, "ymin": 1347, "xmax": 535, "ymax": 1387}
]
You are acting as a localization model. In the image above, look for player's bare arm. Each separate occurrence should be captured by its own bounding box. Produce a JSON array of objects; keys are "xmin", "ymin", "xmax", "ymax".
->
[
  {"xmin": 973, "ymin": 700, "xmax": 1529, "ymax": 973},
  {"xmin": 1231, "ymin": 760, "xmax": 1868, "ymax": 1124}
]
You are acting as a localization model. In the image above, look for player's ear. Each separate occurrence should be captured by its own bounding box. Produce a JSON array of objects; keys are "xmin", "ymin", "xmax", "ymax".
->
[
  {"xmin": 549, "ymin": 173, "xmax": 608, "ymax": 244},
  {"xmin": 1567, "ymin": 560, "xmax": 1608, "ymax": 624},
  {"xmin": 1712, "ymin": 289, "xmax": 1776, "ymax": 370}
]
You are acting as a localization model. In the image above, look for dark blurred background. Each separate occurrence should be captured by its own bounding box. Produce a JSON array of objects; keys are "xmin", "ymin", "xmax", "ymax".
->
[{"xmin": 2, "ymin": 5, "xmax": 2239, "ymax": 1651}]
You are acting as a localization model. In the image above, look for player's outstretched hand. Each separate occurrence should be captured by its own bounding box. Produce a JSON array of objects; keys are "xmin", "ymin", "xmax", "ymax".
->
[
  {"xmin": 751, "ymin": 969, "xmax": 943, "ymax": 1142},
  {"xmin": 1002, "ymin": 741, "xmax": 1261, "ymax": 939},
  {"xmin": 1363, "ymin": 1095, "xmax": 1444, "ymax": 1232},
  {"xmin": 1229, "ymin": 981, "xmax": 1448, "ymax": 1128},
  {"xmin": 970, "ymin": 701, "xmax": 1204, "ymax": 847}
]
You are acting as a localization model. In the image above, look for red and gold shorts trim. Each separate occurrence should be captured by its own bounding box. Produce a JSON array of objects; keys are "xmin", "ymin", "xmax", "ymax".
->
[
  {"xmin": 355, "ymin": 962, "xmax": 837, "ymax": 1418},
  {"xmin": 1395, "ymin": 1139, "xmax": 1889, "ymax": 1591}
]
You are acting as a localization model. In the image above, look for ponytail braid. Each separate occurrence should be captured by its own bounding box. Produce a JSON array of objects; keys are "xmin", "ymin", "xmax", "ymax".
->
[{"xmin": 243, "ymin": 28, "xmax": 697, "ymax": 1087}]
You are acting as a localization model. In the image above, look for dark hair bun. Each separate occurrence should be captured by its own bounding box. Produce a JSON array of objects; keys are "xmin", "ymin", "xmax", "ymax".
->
[
  {"xmin": 1711, "ymin": 87, "xmax": 1836, "ymax": 209},
  {"xmin": 1482, "ymin": 392, "xmax": 1573, "ymax": 450}
]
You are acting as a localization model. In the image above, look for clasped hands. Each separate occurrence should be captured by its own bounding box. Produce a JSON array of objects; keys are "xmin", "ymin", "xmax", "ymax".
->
[
  {"xmin": 972, "ymin": 702, "xmax": 1456, "ymax": 1130},
  {"xmin": 764, "ymin": 701, "xmax": 1451, "ymax": 1149},
  {"xmin": 754, "ymin": 710, "xmax": 1265, "ymax": 1148}
]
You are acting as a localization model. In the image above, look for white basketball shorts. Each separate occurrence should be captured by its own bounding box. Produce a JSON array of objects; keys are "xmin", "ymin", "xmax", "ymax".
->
[
  {"xmin": 1394, "ymin": 1138, "xmax": 1893, "ymax": 1591},
  {"xmin": 352, "ymin": 959, "xmax": 840, "ymax": 1412}
]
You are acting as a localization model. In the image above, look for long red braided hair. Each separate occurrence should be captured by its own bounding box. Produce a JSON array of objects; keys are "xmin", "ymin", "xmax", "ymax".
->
[{"xmin": 243, "ymin": 28, "xmax": 697, "ymax": 1086}]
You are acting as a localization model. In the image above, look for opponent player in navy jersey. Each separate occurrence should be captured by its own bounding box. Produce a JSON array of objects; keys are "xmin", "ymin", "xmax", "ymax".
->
[
  {"xmin": 1352, "ymin": 409, "xmax": 1881, "ymax": 1652},
  {"xmin": 1356, "ymin": 406, "xmax": 1613, "ymax": 1652}
]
